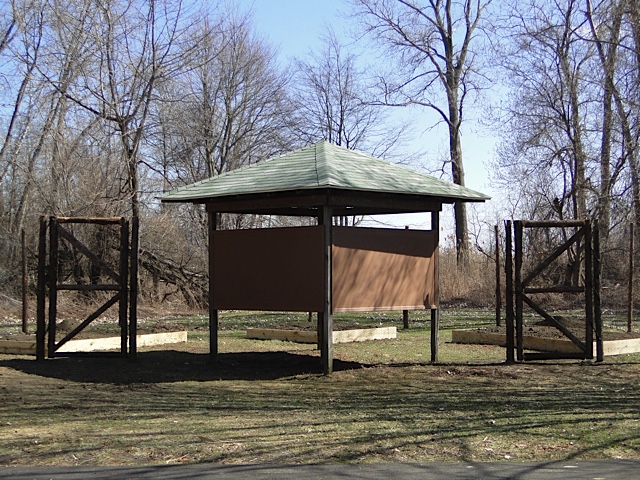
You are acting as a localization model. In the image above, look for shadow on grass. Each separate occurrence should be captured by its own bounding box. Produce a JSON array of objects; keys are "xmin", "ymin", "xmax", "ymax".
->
[{"xmin": 0, "ymin": 350, "xmax": 367, "ymax": 384}]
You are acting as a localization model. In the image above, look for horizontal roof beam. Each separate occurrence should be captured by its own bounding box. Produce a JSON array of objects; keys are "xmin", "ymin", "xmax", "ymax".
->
[{"xmin": 203, "ymin": 189, "xmax": 444, "ymax": 215}]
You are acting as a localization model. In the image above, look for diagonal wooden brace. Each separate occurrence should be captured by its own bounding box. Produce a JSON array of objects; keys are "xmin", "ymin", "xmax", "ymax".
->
[
  {"xmin": 56, "ymin": 224, "xmax": 121, "ymax": 282},
  {"xmin": 522, "ymin": 294, "xmax": 587, "ymax": 352}
]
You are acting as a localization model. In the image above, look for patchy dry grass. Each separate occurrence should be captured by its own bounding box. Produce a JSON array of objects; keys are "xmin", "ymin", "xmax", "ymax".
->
[{"xmin": 1, "ymin": 309, "xmax": 639, "ymax": 466}]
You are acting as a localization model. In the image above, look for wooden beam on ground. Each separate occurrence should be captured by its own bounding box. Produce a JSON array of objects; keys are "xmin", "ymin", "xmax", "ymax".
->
[
  {"xmin": 246, "ymin": 327, "xmax": 397, "ymax": 344},
  {"xmin": 57, "ymin": 331, "xmax": 188, "ymax": 354},
  {"xmin": 524, "ymin": 351, "xmax": 587, "ymax": 361},
  {"xmin": 451, "ymin": 329, "xmax": 640, "ymax": 356},
  {"xmin": 1, "ymin": 331, "xmax": 188, "ymax": 356}
]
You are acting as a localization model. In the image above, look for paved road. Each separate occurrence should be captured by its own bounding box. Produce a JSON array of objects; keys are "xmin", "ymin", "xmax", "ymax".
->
[{"xmin": 1, "ymin": 461, "xmax": 639, "ymax": 479}]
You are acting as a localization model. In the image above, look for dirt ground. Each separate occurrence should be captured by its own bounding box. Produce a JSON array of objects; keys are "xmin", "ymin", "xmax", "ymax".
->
[{"xmin": 1, "ymin": 344, "xmax": 639, "ymax": 466}]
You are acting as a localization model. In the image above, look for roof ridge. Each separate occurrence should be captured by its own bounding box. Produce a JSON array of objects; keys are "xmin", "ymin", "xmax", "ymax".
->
[{"xmin": 314, "ymin": 142, "xmax": 321, "ymax": 186}]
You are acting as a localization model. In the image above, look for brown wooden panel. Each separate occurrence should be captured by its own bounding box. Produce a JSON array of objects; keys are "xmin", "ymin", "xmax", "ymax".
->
[
  {"xmin": 332, "ymin": 227, "xmax": 437, "ymax": 312},
  {"xmin": 213, "ymin": 227, "xmax": 324, "ymax": 311}
]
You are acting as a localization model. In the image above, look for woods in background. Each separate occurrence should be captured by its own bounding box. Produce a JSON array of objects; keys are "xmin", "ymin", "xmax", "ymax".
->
[{"xmin": 0, "ymin": 0, "xmax": 638, "ymax": 308}]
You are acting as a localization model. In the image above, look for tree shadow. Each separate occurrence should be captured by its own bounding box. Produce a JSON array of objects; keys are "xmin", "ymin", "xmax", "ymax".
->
[{"xmin": 0, "ymin": 350, "xmax": 366, "ymax": 384}]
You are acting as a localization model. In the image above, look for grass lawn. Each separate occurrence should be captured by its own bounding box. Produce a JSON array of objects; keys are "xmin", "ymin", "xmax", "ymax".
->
[{"xmin": 0, "ymin": 308, "xmax": 639, "ymax": 466}]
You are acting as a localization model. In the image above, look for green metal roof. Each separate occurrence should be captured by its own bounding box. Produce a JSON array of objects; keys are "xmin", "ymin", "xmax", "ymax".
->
[{"xmin": 159, "ymin": 141, "xmax": 490, "ymax": 204}]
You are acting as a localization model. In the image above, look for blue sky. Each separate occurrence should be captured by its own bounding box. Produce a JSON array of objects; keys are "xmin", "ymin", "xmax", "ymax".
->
[
  {"xmin": 236, "ymin": 0, "xmax": 349, "ymax": 61},
  {"xmin": 233, "ymin": 0, "xmax": 499, "ymax": 230}
]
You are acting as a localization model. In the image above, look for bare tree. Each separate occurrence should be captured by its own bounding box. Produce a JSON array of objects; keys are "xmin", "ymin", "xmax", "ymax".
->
[
  {"xmin": 351, "ymin": 0, "xmax": 492, "ymax": 264},
  {"xmin": 41, "ymin": 0, "xmax": 193, "ymax": 217},
  {"xmin": 156, "ymin": 9, "xmax": 292, "ymax": 187},
  {"xmin": 142, "ymin": 8, "xmax": 295, "ymax": 303},
  {"xmin": 493, "ymin": 0, "xmax": 596, "ymax": 220},
  {"xmin": 629, "ymin": 0, "xmax": 640, "ymax": 247},
  {"xmin": 291, "ymin": 28, "xmax": 409, "ymax": 159}
]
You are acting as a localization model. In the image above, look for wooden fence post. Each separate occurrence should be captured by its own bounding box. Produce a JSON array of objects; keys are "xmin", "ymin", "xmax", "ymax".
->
[
  {"xmin": 505, "ymin": 220, "xmax": 514, "ymax": 364},
  {"xmin": 585, "ymin": 221, "xmax": 593, "ymax": 360},
  {"xmin": 514, "ymin": 221, "xmax": 524, "ymax": 361},
  {"xmin": 21, "ymin": 229, "xmax": 28, "ymax": 334},
  {"xmin": 629, "ymin": 222, "xmax": 635, "ymax": 333},
  {"xmin": 129, "ymin": 216, "xmax": 139, "ymax": 360},
  {"xmin": 594, "ymin": 221, "xmax": 603, "ymax": 362},
  {"xmin": 495, "ymin": 224, "xmax": 501, "ymax": 327},
  {"xmin": 47, "ymin": 216, "xmax": 59, "ymax": 358},
  {"xmin": 36, "ymin": 217, "xmax": 47, "ymax": 361},
  {"xmin": 119, "ymin": 218, "xmax": 129, "ymax": 357}
]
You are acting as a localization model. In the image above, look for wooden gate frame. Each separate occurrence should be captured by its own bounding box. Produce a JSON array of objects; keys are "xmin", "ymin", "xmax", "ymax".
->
[
  {"xmin": 505, "ymin": 219, "xmax": 603, "ymax": 362},
  {"xmin": 35, "ymin": 216, "xmax": 139, "ymax": 360}
]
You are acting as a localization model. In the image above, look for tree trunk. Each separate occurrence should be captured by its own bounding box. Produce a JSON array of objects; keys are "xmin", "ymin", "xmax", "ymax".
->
[
  {"xmin": 630, "ymin": 0, "xmax": 640, "ymax": 254},
  {"xmin": 448, "ymin": 87, "xmax": 469, "ymax": 265},
  {"xmin": 119, "ymin": 123, "xmax": 140, "ymax": 218}
]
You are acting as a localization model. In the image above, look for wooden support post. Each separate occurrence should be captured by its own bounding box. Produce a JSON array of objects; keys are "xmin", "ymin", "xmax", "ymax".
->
[
  {"xmin": 431, "ymin": 210, "xmax": 440, "ymax": 363},
  {"xmin": 430, "ymin": 307, "xmax": 439, "ymax": 363},
  {"xmin": 119, "ymin": 218, "xmax": 129, "ymax": 357},
  {"xmin": 36, "ymin": 217, "xmax": 47, "ymax": 361},
  {"xmin": 21, "ymin": 229, "xmax": 28, "ymax": 334},
  {"xmin": 629, "ymin": 222, "xmax": 635, "ymax": 333},
  {"xmin": 514, "ymin": 220, "xmax": 524, "ymax": 362},
  {"xmin": 316, "ymin": 312, "xmax": 322, "ymax": 350},
  {"xmin": 584, "ymin": 221, "xmax": 594, "ymax": 360},
  {"xmin": 208, "ymin": 211, "xmax": 219, "ymax": 361},
  {"xmin": 47, "ymin": 217, "xmax": 59, "ymax": 358},
  {"xmin": 129, "ymin": 216, "xmax": 139, "ymax": 360},
  {"xmin": 505, "ymin": 220, "xmax": 515, "ymax": 363},
  {"xmin": 594, "ymin": 221, "xmax": 604, "ymax": 362},
  {"xmin": 403, "ymin": 225, "xmax": 410, "ymax": 329},
  {"xmin": 320, "ymin": 206, "xmax": 333, "ymax": 375},
  {"xmin": 495, "ymin": 224, "xmax": 501, "ymax": 327}
]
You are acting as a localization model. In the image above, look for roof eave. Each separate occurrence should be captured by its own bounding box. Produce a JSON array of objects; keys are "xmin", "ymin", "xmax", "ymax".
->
[{"xmin": 160, "ymin": 185, "xmax": 490, "ymax": 206}]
